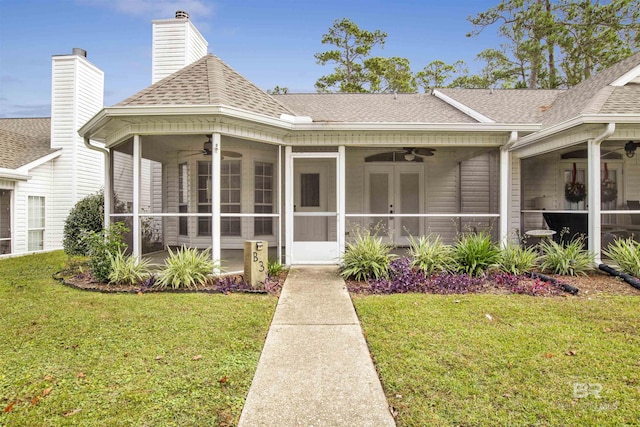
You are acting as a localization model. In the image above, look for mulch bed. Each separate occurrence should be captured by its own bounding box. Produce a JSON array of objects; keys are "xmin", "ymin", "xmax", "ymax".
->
[{"xmin": 55, "ymin": 271, "xmax": 287, "ymax": 295}]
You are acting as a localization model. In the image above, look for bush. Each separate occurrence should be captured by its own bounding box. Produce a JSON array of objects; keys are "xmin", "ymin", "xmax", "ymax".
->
[
  {"xmin": 63, "ymin": 191, "xmax": 104, "ymax": 255},
  {"xmin": 108, "ymin": 249, "xmax": 152, "ymax": 285},
  {"xmin": 539, "ymin": 237, "xmax": 594, "ymax": 276},
  {"xmin": 267, "ymin": 258, "xmax": 286, "ymax": 276},
  {"xmin": 452, "ymin": 232, "xmax": 500, "ymax": 276},
  {"xmin": 603, "ymin": 237, "xmax": 640, "ymax": 278},
  {"xmin": 407, "ymin": 234, "xmax": 453, "ymax": 274},
  {"xmin": 496, "ymin": 243, "xmax": 539, "ymax": 275},
  {"xmin": 340, "ymin": 228, "xmax": 395, "ymax": 281},
  {"xmin": 156, "ymin": 246, "xmax": 219, "ymax": 289},
  {"xmin": 83, "ymin": 222, "xmax": 129, "ymax": 283}
]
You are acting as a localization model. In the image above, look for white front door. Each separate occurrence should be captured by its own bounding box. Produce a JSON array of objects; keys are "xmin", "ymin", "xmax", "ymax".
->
[
  {"xmin": 289, "ymin": 155, "xmax": 340, "ymax": 264},
  {"xmin": 365, "ymin": 164, "xmax": 424, "ymax": 246}
]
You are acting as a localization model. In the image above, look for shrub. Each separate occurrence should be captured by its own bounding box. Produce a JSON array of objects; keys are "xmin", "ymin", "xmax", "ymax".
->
[
  {"xmin": 452, "ymin": 232, "xmax": 500, "ymax": 276},
  {"xmin": 340, "ymin": 228, "xmax": 395, "ymax": 281},
  {"xmin": 63, "ymin": 190, "xmax": 104, "ymax": 256},
  {"xmin": 603, "ymin": 237, "xmax": 640, "ymax": 277},
  {"xmin": 156, "ymin": 246, "xmax": 219, "ymax": 289},
  {"xmin": 407, "ymin": 234, "xmax": 453, "ymax": 274},
  {"xmin": 496, "ymin": 243, "xmax": 539, "ymax": 275},
  {"xmin": 108, "ymin": 249, "xmax": 152, "ymax": 285},
  {"xmin": 83, "ymin": 222, "xmax": 129, "ymax": 283},
  {"xmin": 267, "ymin": 258, "xmax": 286, "ymax": 276},
  {"xmin": 539, "ymin": 237, "xmax": 594, "ymax": 276}
]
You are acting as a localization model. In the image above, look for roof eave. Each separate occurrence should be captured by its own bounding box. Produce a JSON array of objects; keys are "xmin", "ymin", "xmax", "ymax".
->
[{"xmin": 512, "ymin": 113, "xmax": 640, "ymax": 150}]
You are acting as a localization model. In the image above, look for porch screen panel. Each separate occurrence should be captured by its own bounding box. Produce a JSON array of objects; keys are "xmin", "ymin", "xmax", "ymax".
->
[
  {"xmin": 400, "ymin": 173, "xmax": 419, "ymax": 237},
  {"xmin": 112, "ymin": 143, "xmax": 134, "ymax": 214},
  {"xmin": 197, "ymin": 161, "xmax": 212, "ymax": 236},
  {"xmin": 254, "ymin": 161, "xmax": 273, "ymax": 235},
  {"xmin": 369, "ymin": 173, "xmax": 389, "ymax": 233},
  {"xmin": 178, "ymin": 162, "xmax": 188, "ymax": 236},
  {"xmin": 221, "ymin": 160, "xmax": 241, "ymax": 236},
  {"xmin": 0, "ymin": 189, "xmax": 11, "ymax": 254}
]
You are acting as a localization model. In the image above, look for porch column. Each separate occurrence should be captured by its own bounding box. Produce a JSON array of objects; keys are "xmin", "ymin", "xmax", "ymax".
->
[
  {"xmin": 499, "ymin": 148, "xmax": 511, "ymax": 247},
  {"xmin": 211, "ymin": 133, "xmax": 221, "ymax": 270},
  {"xmin": 104, "ymin": 150, "xmax": 111, "ymax": 229},
  {"xmin": 284, "ymin": 146, "xmax": 293, "ymax": 265},
  {"xmin": 132, "ymin": 134, "xmax": 141, "ymax": 259},
  {"xmin": 277, "ymin": 145, "xmax": 283, "ymax": 263},
  {"xmin": 338, "ymin": 146, "xmax": 346, "ymax": 257},
  {"xmin": 587, "ymin": 139, "xmax": 601, "ymax": 260}
]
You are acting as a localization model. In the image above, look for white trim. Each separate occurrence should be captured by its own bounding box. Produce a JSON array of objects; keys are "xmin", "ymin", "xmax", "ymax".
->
[
  {"xmin": 432, "ymin": 89, "xmax": 496, "ymax": 123},
  {"xmin": 610, "ymin": 64, "xmax": 640, "ymax": 86},
  {"xmin": 284, "ymin": 146, "xmax": 293, "ymax": 265},
  {"xmin": 277, "ymin": 145, "xmax": 282, "ymax": 264},
  {"xmin": 211, "ymin": 133, "xmax": 221, "ymax": 268},
  {"xmin": 0, "ymin": 169, "xmax": 30, "ymax": 181},
  {"xmin": 132, "ymin": 135, "xmax": 141, "ymax": 258},
  {"xmin": 15, "ymin": 150, "xmax": 62, "ymax": 174},
  {"xmin": 499, "ymin": 131, "xmax": 518, "ymax": 246},
  {"xmin": 338, "ymin": 145, "xmax": 346, "ymax": 258}
]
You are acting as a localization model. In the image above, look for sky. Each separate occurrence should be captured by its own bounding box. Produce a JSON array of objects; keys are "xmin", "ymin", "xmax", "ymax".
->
[{"xmin": 0, "ymin": 0, "xmax": 502, "ymax": 118}]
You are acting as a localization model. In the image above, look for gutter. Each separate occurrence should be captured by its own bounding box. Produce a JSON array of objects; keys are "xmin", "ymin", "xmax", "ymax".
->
[
  {"xmin": 83, "ymin": 137, "xmax": 111, "ymax": 227},
  {"xmin": 589, "ymin": 123, "xmax": 615, "ymax": 265}
]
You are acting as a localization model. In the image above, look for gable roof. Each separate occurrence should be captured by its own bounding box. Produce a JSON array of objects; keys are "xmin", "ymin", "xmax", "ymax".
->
[
  {"xmin": 436, "ymin": 88, "xmax": 564, "ymax": 123},
  {"xmin": 272, "ymin": 93, "xmax": 478, "ymax": 123},
  {"xmin": 541, "ymin": 51, "xmax": 640, "ymax": 127},
  {"xmin": 0, "ymin": 118, "xmax": 56, "ymax": 169},
  {"xmin": 116, "ymin": 54, "xmax": 295, "ymax": 119}
]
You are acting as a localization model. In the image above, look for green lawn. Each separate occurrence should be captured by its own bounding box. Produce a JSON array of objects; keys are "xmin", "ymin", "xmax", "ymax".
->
[
  {"xmin": 354, "ymin": 294, "xmax": 640, "ymax": 427},
  {"xmin": 0, "ymin": 251, "xmax": 276, "ymax": 426}
]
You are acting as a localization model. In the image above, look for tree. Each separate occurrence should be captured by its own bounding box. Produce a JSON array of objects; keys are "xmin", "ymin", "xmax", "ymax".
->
[
  {"xmin": 365, "ymin": 56, "xmax": 417, "ymax": 93},
  {"xmin": 314, "ymin": 18, "xmax": 387, "ymax": 92},
  {"xmin": 267, "ymin": 85, "xmax": 289, "ymax": 94},
  {"xmin": 415, "ymin": 60, "xmax": 467, "ymax": 90},
  {"xmin": 468, "ymin": 0, "xmax": 640, "ymax": 89}
]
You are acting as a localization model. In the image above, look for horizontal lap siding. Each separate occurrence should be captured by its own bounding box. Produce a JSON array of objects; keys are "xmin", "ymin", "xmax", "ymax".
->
[{"xmin": 13, "ymin": 162, "xmax": 54, "ymax": 253}]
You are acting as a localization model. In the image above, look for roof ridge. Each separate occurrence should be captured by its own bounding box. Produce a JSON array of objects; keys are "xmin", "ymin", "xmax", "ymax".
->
[{"xmin": 206, "ymin": 55, "xmax": 225, "ymax": 104}]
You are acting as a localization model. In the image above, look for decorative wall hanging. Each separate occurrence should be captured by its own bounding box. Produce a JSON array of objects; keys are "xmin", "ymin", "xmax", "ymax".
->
[{"xmin": 565, "ymin": 163, "xmax": 586, "ymax": 203}]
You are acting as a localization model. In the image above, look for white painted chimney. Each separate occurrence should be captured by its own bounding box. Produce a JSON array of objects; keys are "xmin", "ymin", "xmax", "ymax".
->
[
  {"xmin": 151, "ymin": 10, "xmax": 208, "ymax": 84},
  {"xmin": 50, "ymin": 48, "xmax": 104, "ymax": 247}
]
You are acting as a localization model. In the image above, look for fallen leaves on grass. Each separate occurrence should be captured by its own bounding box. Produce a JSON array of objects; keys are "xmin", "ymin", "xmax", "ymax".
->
[
  {"xmin": 63, "ymin": 408, "xmax": 81, "ymax": 417},
  {"xmin": 42, "ymin": 387, "xmax": 53, "ymax": 397},
  {"xmin": 4, "ymin": 401, "xmax": 15, "ymax": 412},
  {"xmin": 565, "ymin": 350, "xmax": 577, "ymax": 356},
  {"xmin": 192, "ymin": 354, "xmax": 202, "ymax": 361}
]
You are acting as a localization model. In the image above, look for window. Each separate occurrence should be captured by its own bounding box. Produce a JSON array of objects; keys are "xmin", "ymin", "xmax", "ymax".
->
[
  {"xmin": 28, "ymin": 196, "xmax": 45, "ymax": 251},
  {"xmin": 254, "ymin": 162, "xmax": 274, "ymax": 235},
  {"xmin": 221, "ymin": 160, "xmax": 241, "ymax": 236},
  {"xmin": 178, "ymin": 163, "xmax": 188, "ymax": 236},
  {"xmin": 0, "ymin": 189, "xmax": 11, "ymax": 254},
  {"xmin": 197, "ymin": 161, "xmax": 211, "ymax": 236}
]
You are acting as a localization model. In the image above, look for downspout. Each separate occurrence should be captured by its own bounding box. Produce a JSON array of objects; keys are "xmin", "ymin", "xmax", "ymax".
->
[
  {"xmin": 499, "ymin": 131, "xmax": 518, "ymax": 247},
  {"xmin": 83, "ymin": 137, "xmax": 111, "ymax": 229},
  {"xmin": 588, "ymin": 123, "xmax": 615, "ymax": 264}
]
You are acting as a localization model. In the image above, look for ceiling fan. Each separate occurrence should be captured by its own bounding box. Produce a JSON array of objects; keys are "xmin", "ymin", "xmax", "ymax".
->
[
  {"xmin": 394, "ymin": 147, "xmax": 436, "ymax": 161},
  {"xmin": 179, "ymin": 135, "xmax": 243, "ymax": 159}
]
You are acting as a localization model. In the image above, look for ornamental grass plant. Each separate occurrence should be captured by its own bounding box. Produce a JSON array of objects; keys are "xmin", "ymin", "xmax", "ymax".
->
[
  {"xmin": 603, "ymin": 237, "xmax": 640, "ymax": 278},
  {"xmin": 340, "ymin": 228, "xmax": 395, "ymax": 281},
  {"xmin": 539, "ymin": 236, "xmax": 594, "ymax": 276},
  {"xmin": 156, "ymin": 246, "xmax": 219, "ymax": 289},
  {"xmin": 452, "ymin": 232, "xmax": 500, "ymax": 277},
  {"xmin": 407, "ymin": 234, "xmax": 453, "ymax": 274},
  {"xmin": 496, "ymin": 242, "xmax": 539, "ymax": 275},
  {"xmin": 108, "ymin": 249, "xmax": 152, "ymax": 285}
]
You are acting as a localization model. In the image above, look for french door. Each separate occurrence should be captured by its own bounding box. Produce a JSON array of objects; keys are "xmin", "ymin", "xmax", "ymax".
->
[{"xmin": 365, "ymin": 164, "xmax": 424, "ymax": 246}]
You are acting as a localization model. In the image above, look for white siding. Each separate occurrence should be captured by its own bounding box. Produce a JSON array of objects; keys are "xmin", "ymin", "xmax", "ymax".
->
[
  {"xmin": 152, "ymin": 19, "xmax": 208, "ymax": 84},
  {"xmin": 460, "ymin": 152, "xmax": 499, "ymax": 238},
  {"xmin": 12, "ymin": 162, "xmax": 54, "ymax": 254},
  {"xmin": 50, "ymin": 53, "xmax": 104, "ymax": 248}
]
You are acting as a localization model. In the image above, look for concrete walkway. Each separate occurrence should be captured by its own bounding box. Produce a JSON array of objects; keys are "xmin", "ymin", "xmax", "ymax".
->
[{"xmin": 238, "ymin": 266, "xmax": 396, "ymax": 427}]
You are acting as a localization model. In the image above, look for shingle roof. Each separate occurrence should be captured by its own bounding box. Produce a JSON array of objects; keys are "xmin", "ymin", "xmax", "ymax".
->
[
  {"xmin": 116, "ymin": 54, "xmax": 295, "ymax": 119},
  {"xmin": 0, "ymin": 118, "xmax": 56, "ymax": 169},
  {"xmin": 436, "ymin": 88, "xmax": 564, "ymax": 123},
  {"xmin": 599, "ymin": 84, "xmax": 640, "ymax": 115},
  {"xmin": 272, "ymin": 93, "xmax": 478, "ymax": 123},
  {"xmin": 541, "ymin": 51, "xmax": 640, "ymax": 127}
]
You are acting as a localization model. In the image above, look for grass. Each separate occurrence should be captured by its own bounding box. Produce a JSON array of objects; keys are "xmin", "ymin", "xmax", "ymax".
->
[
  {"xmin": 353, "ymin": 294, "xmax": 640, "ymax": 426},
  {"xmin": 0, "ymin": 251, "xmax": 276, "ymax": 426}
]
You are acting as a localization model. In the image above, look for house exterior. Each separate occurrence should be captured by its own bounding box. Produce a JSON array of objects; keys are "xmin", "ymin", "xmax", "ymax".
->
[
  {"xmin": 5, "ymin": 11, "xmax": 640, "ymax": 268},
  {"xmin": 0, "ymin": 49, "xmax": 104, "ymax": 256}
]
